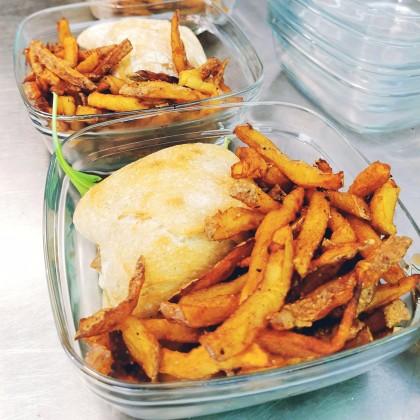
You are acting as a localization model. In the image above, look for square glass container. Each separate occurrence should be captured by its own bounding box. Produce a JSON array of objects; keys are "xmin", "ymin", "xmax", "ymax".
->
[
  {"xmin": 14, "ymin": 0, "xmax": 263, "ymax": 152},
  {"xmin": 44, "ymin": 102, "xmax": 420, "ymax": 419}
]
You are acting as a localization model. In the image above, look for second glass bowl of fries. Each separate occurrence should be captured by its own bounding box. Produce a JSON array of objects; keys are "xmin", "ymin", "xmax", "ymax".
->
[
  {"xmin": 44, "ymin": 101, "xmax": 420, "ymax": 419},
  {"xmin": 14, "ymin": 0, "xmax": 263, "ymax": 152}
]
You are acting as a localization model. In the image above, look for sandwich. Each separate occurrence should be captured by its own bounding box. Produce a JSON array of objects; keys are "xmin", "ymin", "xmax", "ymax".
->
[{"xmin": 73, "ymin": 143, "xmax": 249, "ymax": 318}]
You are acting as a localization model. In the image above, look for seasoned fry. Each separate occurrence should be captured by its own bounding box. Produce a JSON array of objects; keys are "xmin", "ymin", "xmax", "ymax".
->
[
  {"xmin": 88, "ymin": 91, "xmax": 148, "ymax": 112},
  {"xmin": 31, "ymin": 40, "xmax": 97, "ymax": 91},
  {"xmin": 170, "ymin": 9, "xmax": 189, "ymax": 73},
  {"xmin": 229, "ymin": 179, "xmax": 282, "ymax": 213},
  {"xmin": 141, "ymin": 318, "xmax": 200, "ymax": 343},
  {"xmin": 269, "ymin": 273, "xmax": 356, "ymax": 330},
  {"xmin": 76, "ymin": 52, "xmax": 100, "ymax": 74},
  {"xmin": 231, "ymin": 146, "xmax": 268, "ymax": 179},
  {"xmin": 370, "ymin": 178, "xmax": 400, "ymax": 235},
  {"xmin": 328, "ymin": 207, "xmax": 357, "ymax": 245},
  {"xmin": 23, "ymin": 81, "xmax": 42, "ymax": 101},
  {"xmin": 205, "ymin": 207, "xmax": 264, "ymax": 240},
  {"xmin": 63, "ymin": 36, "xmax": 79, "ymax": 67},
  {"xmin": 234, "ymin": 124, "xmax": 344, "ymax": 190},
  {"xmin": 57, "ymin": 17, "xmax": 71, "ymax": 45},
  {"xmin": 348, "ymin": 161, "xmax": 391, "ymax": 198},
  {"xmin": 75, "ymin": 256, "xmax": 145, "ymax": 339},
  {"xmin": 128, "ymin": 70, "xmax": 178, "ymax": 84},
  {"xmin": 240, "ymin": 187, "xmax": 304, "ymax": 301},
  {"xmin": 120, "ymin": 80, "xmax": 205, "ymax": 102},
  {"xmin": 325, "ymin": 190, "xmax": 371, "ymax": 220},
  {"xmin": 56, "ymin": 95, "xmax": 76, "ymax": 116},
  {"xmin": 293, "ymin": 191, "xmax": 330, "ymax": 278},
  {"xmin": 121, "ymin": 316, "xmax": 160, "ymax": 382},
  {"xmin": 188, "ymin": 240, "xmax": 254, "ymax": 292},
  {"xmin": 85, "ymin": 342, "xmax": 113, "ymax": 376},
  {"xmin": 200, "ymin": 225, "xmax": 294, "ymax": 361}
]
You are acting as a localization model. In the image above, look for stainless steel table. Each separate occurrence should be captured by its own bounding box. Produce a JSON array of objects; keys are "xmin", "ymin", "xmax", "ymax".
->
[{"xmin": 1, "ymin": 1, "xmax": 419, "ymax": 419}]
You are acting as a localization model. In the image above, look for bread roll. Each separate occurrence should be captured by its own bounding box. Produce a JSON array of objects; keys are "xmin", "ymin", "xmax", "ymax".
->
[{"xmin": 73, "ymin": 143, "xmax": 248, "ymax": 318}]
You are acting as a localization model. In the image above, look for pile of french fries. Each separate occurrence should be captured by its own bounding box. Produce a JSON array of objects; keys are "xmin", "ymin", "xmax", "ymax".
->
[
  {"xmin": 22, "ymin": 12, "xmax": 231, "ymax": 132},
  {"xmin": 75, "ymin": 124, "xmax": 419, "ymax": 383}
]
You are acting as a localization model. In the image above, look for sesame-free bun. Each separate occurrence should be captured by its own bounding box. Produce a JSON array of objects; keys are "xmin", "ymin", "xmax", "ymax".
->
[{"xmin": 73, "ymin": 143, "xmax": 247, "ymax": 318}]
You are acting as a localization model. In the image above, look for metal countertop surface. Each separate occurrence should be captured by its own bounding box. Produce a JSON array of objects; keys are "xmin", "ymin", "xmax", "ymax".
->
[{"xmin": 1, "ymin": 0, "xmax": 419, "ymax": 419}]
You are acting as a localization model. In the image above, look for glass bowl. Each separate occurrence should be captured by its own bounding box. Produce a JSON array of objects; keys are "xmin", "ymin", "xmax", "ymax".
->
[
  {"xmin": 14, "ymin": 0, "xmax": 263, "ymax": 152},
  {"xmin": 44, "ymin": 102, "xmax": 420, "ymax": 419},
  {"xmin": 268, "ymin": 0, "xmax": 420, "ymax": 132}
]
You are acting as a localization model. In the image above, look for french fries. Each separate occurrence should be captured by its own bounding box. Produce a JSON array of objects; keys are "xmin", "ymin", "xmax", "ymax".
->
[
  {"xmin": 22, "ymin": 13, "xmax": 234, "ymax": 132},
  {"xmin": 75, "ymin": 124, "xmax": 418, "ymax": 384}
]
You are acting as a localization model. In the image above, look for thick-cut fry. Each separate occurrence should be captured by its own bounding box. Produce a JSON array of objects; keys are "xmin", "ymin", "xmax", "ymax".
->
[
  {"xmin": 269, "ymin": 273, "xmax": 356, "ymax": 330},
  {"xmin": 128, "ymin": 70, "xmax": 179, "ymax": 84},
  {"xmin": 325, "ymin": 190, "xmax": 371, "ymax": 220},
  {"xmin": 261, "ymin": 164, "xmax": 293, "ymax": 191},
  {"xmin": 260, "ymin": 292, "xmax": 358, "ymax": 357},
  {"xmin": 141, "ymin": 318, "xmax": 199, "ymax": 343},
  {"xmin": 234, "ymin": 124, "xmax": 344, "ymax": 190},
  {"xmin": 231, "ymin": 147, "xmax": 268, "ymax": 179},
  {"xmin": 348, "ymin": 161, "xmax": 391, "ymax": 198},
  {"xmin": 56, "ymin": 95, "xmax": 76, "ymax": 116},
  {"xmin": 121, "ymin": 316, "xmax": 160, "ymax": 382},
  {"xmin": 230, "ymin": 179, "xmax": 282, "ymax": 213},
  {"xmin": 363, "ymin": 274, "xmax": 419, "ymax": 313},
  {"xmin": 159, "ymin": 343, "xmax": 270, "ymax": 380},
  {"xmin": 120, "ymin": 81, "xmax": 205, "ymax": 102},
  {"xmin": 362, "ymin": 299, "xmax": 411, "ymax": 333},
  {"xmin": 63, "ymin": 36, "xmax": 79, "ymax": 67},
  {"xmin": 23, "ymin": 81, "xmax": 42, "ymax": 101},
  {"xmin": 170, "ymin": 9, "xmax": 189, "ymax": 73},
  {"xmin": 310, "ymin": 240, "xmax": 372, "ymax": 272},
  {"xmin": 294, "ymin": 191, "xmax": 330, "ymax": 278},
  {"xmin": 241, "ymin": 187, "xmax": 304, "ymax": 302},
  {"xmin": 161, "ymin": 294, "xmax": 240, "ymax": 328},
  {"xmin": 57, "ymin": 17, "xmax": 71, "ymax": 45},
  {"xmin": 346, "ymin": 215, "xmax": 405, "ymax": 285},
  {"xmin": 200, "ymin": 225, "xmax": 294, "ymax": 361},
  {"xmin": 188, "ymin": 240, "xmax": 254, "ymax": 292},
  {"xmin": 370, "ymin": 179, "xmax": 400, "ymax": 236},
  {"xmin": 89, "ymin": 39, "xmax": 133, "ymax": 80},
  {"xmin": 328, "ymin": 207, "xmax": 357, "ymax": 245},
  {"xmin": 205, "ymin": 207, "xmax": 265, "ymax": 240},
  {"xmin": 100, "ymin": 75, "xmax": 126, "ymax": 95},
  {"xmin": 88, "ymin": 91, "xmax": 148, "ymax": 112},
  {"xmin": 75, "ymin": 256, "xmax": 145, "ymax": 339},
  {"xmin": 31, "ymin": 40, "xmax": 97, "ymax": 91},
  {"xmin": 76, "ymin": 52, "xmax": 100, "ymax": 74}
]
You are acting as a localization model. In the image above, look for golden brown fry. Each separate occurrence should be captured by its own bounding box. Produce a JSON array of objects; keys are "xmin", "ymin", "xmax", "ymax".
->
[
  {"xmin": 328, "ymin": 207, "xmax": 357, "ymax": 245},
  {"xmin": 120, "ymin": 80, "xmax": 205, "ymax": 102},
  {"xmin": 212, "ymin": 58, "xmax": 229, "ymax": 88},
  {"xmin": 141, "ymin": 319, "xmax": 200, "ymax": 343},
  {"xmin": 200, "ymin": 225, "xmax": 294, "ymax": 361},
  {"xmin": 159, "ymin": 343, "xmax": 270, "ymax": 380},
  {"xmin": 315, "ymin": 158, "xmax": 333, "ymax": 173},
  {"xmin": 241, "ymin": 187, "xmax": 304, "ymax": 302},
  {"xmin": 348, "ymin": 161, "xmax": 391, "ymax": 198},
  {"xmin": 128, "ymin": 70, "xmax": 179, "ymax": 84},
  {"xmin": 88, "ymin": 91, "xmax": 148, "ymax": 112},
  {"xmin": 78, "ymin": 45, "xmax": 117, "ymax": 61},
  {"xmin": 189, "ymin": 240, "xmax": 254, "ymax": 292},
  {"xmin": 23, "ymin": 81, "xmax": 42, "ymax": 101},
  {"xmin": 261, "ymin": 292, "xmax": 358, "ymax": 357},
  {"xmin": 343, "ymin": 325, "xmax": 373, "ymax": 350},
  {"xmin": 56, "ymin": 95, "xmax": 76, "ymax": 116},
  {"xmin": 231, "ymin": 147, "xmax": 268, "ymax": 179},
  {"xmin": 31, "ymin": 40, "xmax": 97, "ymax": 91},
  {"xmin": 85, "ymin": 342, "xmax": 113, "ymax": 376},
  {"xmin": 75, "ymin": 256, "xmax": 145, "ymax": 339},
  {"xmin": 269, "ymin": 273, "xmax": 356, "ymax": 330},
  {"xmin": 205, "ymin": 207, "xmax": 264, "ymax": 240},
  {"xmin": 325, "ymin": 190, "xmax": 371, "ymax": 221},
  {"xmin": 261, "ymin": 164, "xmax": 293, "ymax": 191},
  {"xmin": 63, "ymin": 36, "xmax": 78, "ymax": 67},
  {"xmin": 370, "ymin": 178, "xmax": 400, "ymax": 236},
  {"xmin": 230, "ymin": 179, "xmax": 282, "ymax": 213},
  {"xmin": 57, "ymin": 17, "xmax": 71, "ymax": 45},
  {"xmin": 363, "ymin": 275, "xmax": 419, "ymax": 313},
  {"xmin": 294, "ymin": 191, "xmax": 330, "ymax": 278},
  {"xmin": 170, "ymin": 9, "xmax": 189, "ymax": 73},
  {"xmin": 346, "ymin": 215, "xmax": 405, "ymax": 285},
  {"xmin": 90, "ymin": 39, "xmax": 133, "ymax": 80},
  {"xmin": 234, "ymin": 124, "xmax": 344, "ymax": 190},
  {"xmin": 121, "ymin": 316, "xmax": 160, "ymax": 382},
  {"xmin": 76, "ymin": 52, "xmax": 100, "ymax": 74}
]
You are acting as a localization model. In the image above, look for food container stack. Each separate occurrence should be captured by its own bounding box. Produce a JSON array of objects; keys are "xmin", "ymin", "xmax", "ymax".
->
[{"xmin": 268, "ymin": 0, "xmax": 420, "ymax": 132}]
